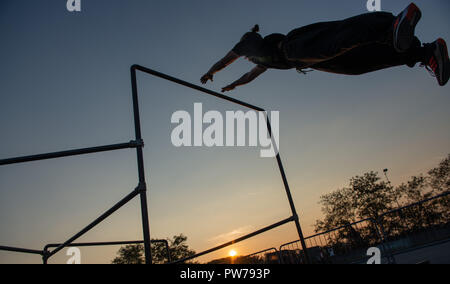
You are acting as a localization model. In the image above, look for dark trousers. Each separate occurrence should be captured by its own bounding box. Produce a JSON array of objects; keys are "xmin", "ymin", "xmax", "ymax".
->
[{"xmin": 283, "ymin": 12, "xmax": 425, "ymax": 75}]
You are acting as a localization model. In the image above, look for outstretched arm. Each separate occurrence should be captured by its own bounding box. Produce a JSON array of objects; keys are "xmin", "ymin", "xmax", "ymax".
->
[
  {"xmin": 222, "ymin": 65, "xmax": 267, "ymax": 92},
  {"xmin": 201, "ymin": 51, "xmax": 240, "ymax": 84}
]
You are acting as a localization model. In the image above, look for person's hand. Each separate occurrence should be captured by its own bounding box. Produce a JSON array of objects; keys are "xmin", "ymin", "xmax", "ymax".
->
[
  {"xmin": 200, "ymin": 73, "xmax": 214, "ymax": 84},
  {"xmin": 221, "ymin": 85, "xmax": 236, "ymax": 93}
]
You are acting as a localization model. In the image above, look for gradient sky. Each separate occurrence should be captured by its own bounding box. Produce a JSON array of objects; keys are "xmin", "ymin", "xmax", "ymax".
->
[{"xmin": 0, "ymin": 0, "xmax": 449, "ymax": 264}]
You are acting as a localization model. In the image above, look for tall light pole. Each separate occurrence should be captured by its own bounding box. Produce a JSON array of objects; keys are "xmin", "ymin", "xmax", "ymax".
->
[
  {"xmin": 383, "ymin": 169, "xmax": 391, "ymax": 185},
  {"xmin": 383, "ymin": 168, "xmax": 400, "ymax": 208}
]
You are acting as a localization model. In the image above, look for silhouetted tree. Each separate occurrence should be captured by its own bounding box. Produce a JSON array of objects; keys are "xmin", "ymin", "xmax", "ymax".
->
[
  {"xmin": 315, "ymin": 171, "xmax": 395, "ymax": 233},
  {"xmin": 167, "ymin": 234, "xmax": 197, "ymax": 263},
  {"xmin": 428, "ymin": 154, "xmax": 450, "ymax": 193},
  {"xmin": 112, "ymin": 244, "xmax": 145, "ymax": 264},
  {"xmin": 111, "ymin": 234, "xmax": 196, "ymax": 264}
]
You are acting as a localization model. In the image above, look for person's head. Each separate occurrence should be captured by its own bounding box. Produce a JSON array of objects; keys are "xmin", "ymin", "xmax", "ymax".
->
[
  {"xmin": 240, "ymin": 24, "xmax": 261, "ymax": 42},
  {"xmin": 233, "ymin": 25, "xmax": 265, "ymax": 58}
]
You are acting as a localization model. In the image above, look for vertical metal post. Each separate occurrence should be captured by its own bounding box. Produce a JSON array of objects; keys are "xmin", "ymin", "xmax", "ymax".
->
[
  {"xmin": 131, "ymin": 67, "xmax": 152, "ymax": 264},
  {"xmin": 164, "ymin": 241, "xmax": 172, "ymax": 263},
  {"xmin": 371, "ymin": 218, "xmax": 389, "ymax": 264},
  {"xmin": 43, "ymin": 246, "xmax": 49, "ymax": 265},
  {"xmin": 266, "ymin": 115, "xmax": 311, "ymax": 264},
  {"xmin": 376, "ymin": 217, "xmax": 396, "ymax": 264}
]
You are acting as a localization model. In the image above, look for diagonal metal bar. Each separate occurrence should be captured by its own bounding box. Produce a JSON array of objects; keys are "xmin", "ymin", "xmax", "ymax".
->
[
  {"xmin": 131, "ymin": 65, "xmax": 265, "ymax": 112},
  {"xmin": 47, "ymin": 187, "xmax": 141, "ymax": 258},
  {"xmin": 171, "ymin": 216, "xmax": 295, "ymax": 264},
  {"xmin": 0, "ymin": 141, "xmax": 141, "ymax": 166}
]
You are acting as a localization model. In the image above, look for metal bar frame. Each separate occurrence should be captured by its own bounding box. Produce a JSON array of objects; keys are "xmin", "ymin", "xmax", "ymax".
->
[
  {"xmin": 0, "ymin": 64, "xmax": 310, "ymax": 264},
  {"xmin": 170, "ymin": 217, "xmax": 295, "ymax": 264},
  {"xmin": 131, "ymin": 65, "xmax": 310, "ymax": 264}
]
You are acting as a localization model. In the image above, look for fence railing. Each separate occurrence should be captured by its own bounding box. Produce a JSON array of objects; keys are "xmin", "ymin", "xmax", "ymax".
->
[
  {"xmin": 278, "ymin": 191, "xmax": 450, "ymax": 264},
  {"xmin": 377, "ymin": 191, "xmax": 450, "ymax": 263},
  {"xmin": 279, "ymin": 218, "xmax": 382, "ymax": 264},
  {"xmin": 244, "ymin": 248, "xmax": 281, "ymax": 264}
]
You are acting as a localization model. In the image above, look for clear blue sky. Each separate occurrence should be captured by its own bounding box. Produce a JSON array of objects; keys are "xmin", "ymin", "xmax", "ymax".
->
[{"xmin": 0, "ymin": 0, "xmax": 449, "ymax": 263}]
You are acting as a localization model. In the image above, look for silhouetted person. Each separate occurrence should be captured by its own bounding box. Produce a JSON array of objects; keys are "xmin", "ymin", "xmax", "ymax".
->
[{"xmin": 201, "ymin": 3, "xmax": 449, "ymax": 92}]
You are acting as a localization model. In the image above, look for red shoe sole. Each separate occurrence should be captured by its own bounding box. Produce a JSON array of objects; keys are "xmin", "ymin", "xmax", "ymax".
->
[
  {"xmin": 437, "ymin": 38, "xmax": 448, "ymax": 59},
  {"xmin": 406, "ymin": 3, "xmax": 420, "ymax": 21}
]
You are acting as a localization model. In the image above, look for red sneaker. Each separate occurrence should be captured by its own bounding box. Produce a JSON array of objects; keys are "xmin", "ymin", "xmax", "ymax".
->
[
  {"xmin": 423, "ymin": 39, "xmax": 450, "ymax": 86},
  {"xmin": 393, "ymin": 3, "xmax": 422, "ymax": 52}
]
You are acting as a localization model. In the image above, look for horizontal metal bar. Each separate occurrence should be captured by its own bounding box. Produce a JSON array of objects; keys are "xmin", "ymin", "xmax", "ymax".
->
[
  {"xmin": 131, "ymin": 65, "xmax": 265, "ymax": 112},
  {"xmin": 46, "ymin": 241, "xmax": 143, "ymax": 250},
  {"xmin": 44, "ymin": 239, "xmax": 171, "ymax": 264},
  {"xmin": 171, "ymin": 216, "xmax": 295, "ymax": 264},
  {"xmin": 48, "ymin": 187, "xmax": 141, "ymax": 258},
  {"xmin": 0, "ymin": 246, "xmax": 44, "ymax": 255},
  {"xmin": 0, "ymin": 141, "xmax": 140, "ymax": 166},
  {"xmin": 45, "ymin": 239, "xmax": 169, "ymax": 249}
]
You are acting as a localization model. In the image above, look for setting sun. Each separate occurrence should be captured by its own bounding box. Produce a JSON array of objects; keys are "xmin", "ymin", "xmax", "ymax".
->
[{"xmin": 229, "ymin": 250, "xmax": 237, "ymax": 257}]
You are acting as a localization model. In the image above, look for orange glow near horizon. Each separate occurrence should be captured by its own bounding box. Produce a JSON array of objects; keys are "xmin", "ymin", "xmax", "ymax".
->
[{"xmin": 229, "ymin": 250, "xmax": 237, "ymax": 257}]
